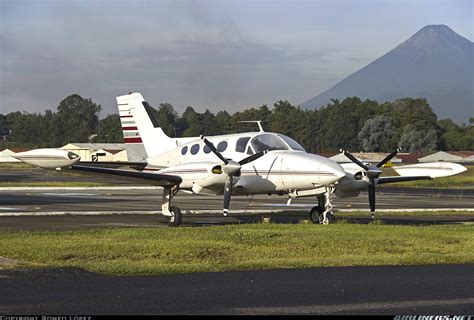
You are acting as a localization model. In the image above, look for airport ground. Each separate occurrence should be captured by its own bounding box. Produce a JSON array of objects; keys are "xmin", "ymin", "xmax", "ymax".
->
[
  {"xmin": 0, "ymin": 167, "xmax": 473, "ymax": 315},
  {"xmin": 0, "ymin": 187, "xmax": 473, "ymax": 231},
  {"xmin": 1, "ymin": 265, "xmax": 473, "ymax": 315}
]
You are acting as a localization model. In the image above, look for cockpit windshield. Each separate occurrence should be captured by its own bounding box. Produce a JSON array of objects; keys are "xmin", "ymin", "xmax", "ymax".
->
[
  {"xmin": 250, "ymin": 133, "xmax": 305, "ymax": 153},
  {"xmin": 251, "ymin": 134, "xmax": 288, "ymax": 153},
  {"xmin": 276, "ymin": 134, "xmax": 306, "ymax": 151}
]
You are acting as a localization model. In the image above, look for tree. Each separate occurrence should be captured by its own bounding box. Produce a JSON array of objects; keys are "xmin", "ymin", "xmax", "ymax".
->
[
  {"xmin": 317, "ymin": 97, "xmax": 376, "ymax": 151},
  {"xmin": 399, "ymin": 125, "xmax": 438, "ymax": 152},
  {"xmin": 55, "ymin": 94, "xmax": 101, "ymax": 145},
  {"xmin": 358, "ymin": 115, "xmax": 395, "ymax": 152},
  {"xmin": 93, "ymin": 114, "xmax": 123, "ymax": 143},
  {"xmin": 391, "ymin": 98, "xmax": 438, "ymax": 133},
  {"xmin": 231, "ymin": 105, "xmax": 272, "ymax": 134},
  {"xmin": 0, "ymin": 114, "xmax": 8, "ymax": 137},
  {"xmin": 155, "ymin": 103, "xmax": 178, "ymax": 137},
  {"xmin": 182, "ymin": 106, "xmax": 201, "ymax": 137}
]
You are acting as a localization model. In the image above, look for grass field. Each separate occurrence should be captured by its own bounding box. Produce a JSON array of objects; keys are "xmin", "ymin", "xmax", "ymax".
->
[
  {"xmin": 338, "ymin": 210, "xmax": 474, "ymax": 216},
  {"xmin": 0, "ymin": 163, "xmax": 116, "ymax": 187},
  {"xmin": 1, "ymin": 223, "xmax": 472, "ymax": 275}
]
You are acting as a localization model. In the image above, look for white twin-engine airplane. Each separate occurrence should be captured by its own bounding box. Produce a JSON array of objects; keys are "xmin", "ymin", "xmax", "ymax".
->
[{"xmin": 13, "ymin": 92, "xmax": 467, "ymax": 227}]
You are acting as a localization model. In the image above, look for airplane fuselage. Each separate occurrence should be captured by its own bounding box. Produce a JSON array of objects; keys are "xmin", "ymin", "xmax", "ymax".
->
[{"xmin": 144, "ymin": 132, "xmax": 346, "ymax": 196}]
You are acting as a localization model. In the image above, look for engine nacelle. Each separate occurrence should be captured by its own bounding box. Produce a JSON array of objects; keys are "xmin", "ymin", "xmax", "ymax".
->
[
  {"xmin": 159, "ymin": 161, "xmax": 239, "ymax": 193},
  {"xmin": 13, "ymin": 148, "xmax": 80, "ymax": 169},
  {"xmin": 334, "ymin": 173, "xmax": 368, "ymax": 198}
]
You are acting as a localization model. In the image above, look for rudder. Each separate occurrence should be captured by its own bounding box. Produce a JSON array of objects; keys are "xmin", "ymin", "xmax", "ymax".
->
[{"xmin": 116, "ymin": 93, "xmax": 176, "ymax": 157}]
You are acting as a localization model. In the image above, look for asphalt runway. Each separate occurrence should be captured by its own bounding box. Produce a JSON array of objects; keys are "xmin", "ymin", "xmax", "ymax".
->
[
  {"xmin": 0, "ymin": 187, "xmax": 473, "ymax": 230},
  {"xmin": 1, "ymin": 265, "xmax": 473, "ymax": 315},
  {"xmin": 1, "ymin": 187, "xmax": 473, "ymax": 213}
]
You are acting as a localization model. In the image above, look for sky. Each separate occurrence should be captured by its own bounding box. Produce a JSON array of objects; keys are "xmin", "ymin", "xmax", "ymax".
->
[{"xmin": 0, "ymin": 0, "xmax": 472, "ymax": 116}]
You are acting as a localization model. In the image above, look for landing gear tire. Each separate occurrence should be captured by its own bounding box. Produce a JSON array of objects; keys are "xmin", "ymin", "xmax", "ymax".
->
[
  {"xmin": 310, "ymin": 206, "xmax": 324, "ymax": 223},
  {"xmin": 167, "ymin": 206, "xmax": 182, "ymax": 227},
  {"xmin": 319, "ymin": 212, "xmax": 335, "ymax": 225}
]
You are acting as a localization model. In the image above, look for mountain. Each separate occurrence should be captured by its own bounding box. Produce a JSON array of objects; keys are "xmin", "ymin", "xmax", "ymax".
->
[{"xmin": 301, "ymin": 25, "xmax": 474, "ymax": 123}]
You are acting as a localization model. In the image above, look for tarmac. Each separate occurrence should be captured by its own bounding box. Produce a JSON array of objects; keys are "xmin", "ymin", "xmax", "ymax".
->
[{"xmin": 1, "ymin": 265, "xmax": 473, "ymax": 315}]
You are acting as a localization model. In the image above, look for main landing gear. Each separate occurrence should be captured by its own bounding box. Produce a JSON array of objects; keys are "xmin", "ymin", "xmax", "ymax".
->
[
  {"xmin": 162, "ymin": 186, "xmax": 182, "ymax": 227},
  {"xmin": 309, "ymin": 187, "xmax": 336, "ymax": 225}
]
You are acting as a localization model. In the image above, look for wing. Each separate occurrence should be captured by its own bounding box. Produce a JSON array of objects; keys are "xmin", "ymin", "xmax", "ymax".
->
[
  {"xmin": 77, "ymin": 161, "xmax": 147, "ymax": 171},
  {"xmin": 392, "ymin": 162, "xmax": 467, "ymax": 178},
  {"xmin": 377, "ymin": 175, "xmax": 432, "ymax": 184},
  {"xmin": 378, "ymin": 162, "xmax": 467, "ymax": 185},
  {"xmin": 71, "ymin": 164, "xmax": 181, "ymax": 186}
]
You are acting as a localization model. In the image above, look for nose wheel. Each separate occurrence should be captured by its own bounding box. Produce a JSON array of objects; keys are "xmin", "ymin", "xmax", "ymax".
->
[{"xmin": 310, "ymin": 206, "xmax": 336, "ymax": 224}]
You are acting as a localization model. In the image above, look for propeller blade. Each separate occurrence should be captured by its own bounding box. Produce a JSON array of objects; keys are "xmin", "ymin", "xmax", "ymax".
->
[
  {"xmin": 200, "ymin": 135, "xmax": 229, "ymax": 164},
  {"xmin": 340, "ymin": 149, "xmax": 369, "ymax": 171},
  {"xmin": 223, "ymin": 175, "xmax": 233, "ymax": 216},
  {"xmin": 238, "ymin": 151, "xmax": 267, "ymax": 166},
  {"xmin": 376, "ymin": 147, "xmax": 401, "ymax": 168},
  {"xmin": 368, "ymin": 182, "xmax": 376, "ymax": 212}
]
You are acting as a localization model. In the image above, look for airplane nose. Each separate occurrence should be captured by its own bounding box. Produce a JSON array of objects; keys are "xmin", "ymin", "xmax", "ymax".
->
[{"xmin": 320, "ymin": 158, "xmax": 346, "ymax": 182}]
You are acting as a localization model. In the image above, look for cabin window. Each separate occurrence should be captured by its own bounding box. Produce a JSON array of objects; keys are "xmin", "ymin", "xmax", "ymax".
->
[
  {"xmin": 190, "ymin": 144, "xmax": 200, "ymax": 155},
  {"xmin": 217, "ymin": 141, "xmax": 228, "ymax": 152},
  {"xmin": 181, "ymin": 146, "xmax": 188, "ymax": 155},
  {"xmin": 203, "ymin": 145, "xmax": 211, "ymax": 154},
  {"xmin": 235, "ymin": 137, "xmax": 250, "ymax": 153},
  {"xmin": 247, "ymin": 146, "xmax": 254, "ymax": 155}
]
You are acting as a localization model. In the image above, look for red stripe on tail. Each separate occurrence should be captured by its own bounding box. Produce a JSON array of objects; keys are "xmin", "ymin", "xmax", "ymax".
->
[{"xmin": 124, "ymin": 137, "xmax": 143, "ymax": 143}]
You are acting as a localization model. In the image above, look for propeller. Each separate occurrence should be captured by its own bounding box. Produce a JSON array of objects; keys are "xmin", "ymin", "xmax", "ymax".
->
[
  {"xmin": 341, "ymin": 148, "xmax": 400, "ymax": 216},
  {"xmin": 200, "ymin": 136, "xmax": 267, "ymax": 216}
]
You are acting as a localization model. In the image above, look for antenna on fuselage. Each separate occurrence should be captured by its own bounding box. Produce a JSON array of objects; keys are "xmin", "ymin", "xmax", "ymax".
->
[{"xmin": 238, "ymin": 120, "xmax": 264, "ymax": 132}]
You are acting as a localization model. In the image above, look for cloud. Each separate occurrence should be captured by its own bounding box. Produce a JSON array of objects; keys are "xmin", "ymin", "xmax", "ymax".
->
[{"xmin": 1, "ymin": 0, "xmax": 472, "ymax": 116}]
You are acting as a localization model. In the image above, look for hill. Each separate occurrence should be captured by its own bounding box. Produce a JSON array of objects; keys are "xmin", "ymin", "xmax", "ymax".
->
[{"xmin": 301, "ymin": 25, "xmax": 474, "ymax": 123}]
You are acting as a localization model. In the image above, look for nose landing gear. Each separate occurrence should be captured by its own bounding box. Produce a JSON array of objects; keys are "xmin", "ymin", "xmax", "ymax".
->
[{"xmin": 309, "ymin": 187, "xmax": 336, "ymax": 224}]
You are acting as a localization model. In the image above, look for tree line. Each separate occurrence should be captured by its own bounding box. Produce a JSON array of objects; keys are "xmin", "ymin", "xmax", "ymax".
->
[{"xmin": 1, "ymin": 94, "xmax": 473, "ymax": 153}]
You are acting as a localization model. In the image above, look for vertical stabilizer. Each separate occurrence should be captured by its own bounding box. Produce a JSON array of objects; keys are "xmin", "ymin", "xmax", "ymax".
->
[{"xmin": 116, "ymin": 93, "xmax": 176, "ymax": 157}]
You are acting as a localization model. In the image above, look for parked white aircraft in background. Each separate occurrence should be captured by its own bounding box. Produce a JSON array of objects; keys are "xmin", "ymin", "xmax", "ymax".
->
[{"xmin": 13, "ymin": 92, "xmax": 467, "ymax": 227}]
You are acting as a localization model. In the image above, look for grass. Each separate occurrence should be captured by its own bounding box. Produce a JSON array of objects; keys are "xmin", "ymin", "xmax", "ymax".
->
[
  {"xmin": 337, "ymin": 210, "xmax": 474, "ymax": 216},
  {"xmin": 0, "ymin": 162, "xmax": 116, "ymax": 187},
  {"xmin": 381, "ymin": 165, "xmax": 474, "ymax": 189},
  {"xmin": 0, "ymin": 162, "xmax": 35, "ymax": 169},
  {"xmin": 0, "ymin": 223, "xmax": 472, "ymax": 275}
]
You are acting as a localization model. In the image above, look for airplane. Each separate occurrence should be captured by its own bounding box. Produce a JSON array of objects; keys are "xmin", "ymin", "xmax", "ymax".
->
[{"xmin": 13, "ymin": 92, "xmax": 467, "ymax": 227}]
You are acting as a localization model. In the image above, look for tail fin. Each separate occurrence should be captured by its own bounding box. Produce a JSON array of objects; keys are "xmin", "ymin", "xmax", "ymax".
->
[{"xmin": 116, "ymin": 93, "xmax": 176, "ymax": 157}]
